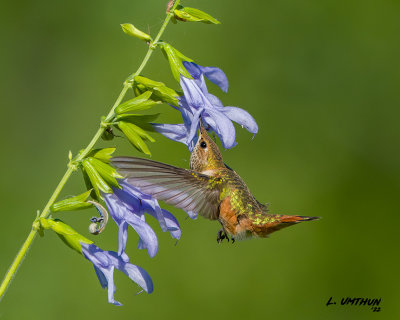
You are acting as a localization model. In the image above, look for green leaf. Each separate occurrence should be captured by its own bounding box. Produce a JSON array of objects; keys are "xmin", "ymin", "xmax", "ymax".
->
[
  {"xmin": 118, "ymin": 121, "xmax": 151, "ymax": 155},
  {"xmin": 115, "ymin": 91, "xmax": 161, "ymax": 114},
  {"xmin": 87, "ymin": 157, "xmax": 122, "ymax": 189},
  {"xmin": 82, "ymin": 159, "xmax": 112, "ymax": 198},
  {"xmin": 121, "ymin": 23, "xmax": 151, "ymax": 41},
  {"xmin": 40, "ymin": 218, "xmax": 93, "ymax": 254},
  {"xmin": 88, "ymin": 148, "xmax": 116, "ymax": 163},
  {"xmin": 51, "ymin": 190, "xmax": 93, "ymax": 212},
  {"xmin": 175, "ymin": 7, "xmax": 221, "ymax": 24}
]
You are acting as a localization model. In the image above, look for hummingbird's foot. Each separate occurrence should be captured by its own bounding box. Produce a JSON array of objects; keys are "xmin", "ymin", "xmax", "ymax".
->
[
  {"xmin": 217, "ymin": 229, "xmax": 229, "ymax": 243},
  {"xmin": 231, "ymin": 237, "xmax": 236, "ymax": 244}
]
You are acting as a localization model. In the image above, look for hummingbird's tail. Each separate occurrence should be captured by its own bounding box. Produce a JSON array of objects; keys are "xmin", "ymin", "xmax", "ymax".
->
[
  {"xmin": 252, "ymin": 213, "xmax": 320, "ymax": 237},
  {"xmin": 281, "ymin": 215, "xmax": 320, "ymax": 223}
]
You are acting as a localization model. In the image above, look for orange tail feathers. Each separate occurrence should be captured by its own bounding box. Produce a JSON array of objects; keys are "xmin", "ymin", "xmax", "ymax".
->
[
  {"xmin": 253, "ymin": 214, "xmax": 320, "ymax": 237},
  {"xmin": 280, "ymin": 215, "xmax": 320, "ymax": 223}
]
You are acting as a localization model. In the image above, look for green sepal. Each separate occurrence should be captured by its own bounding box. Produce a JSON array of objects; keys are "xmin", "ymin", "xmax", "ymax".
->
[
  {"xmin": 174, "ymin": 7, "xmax": 221, "ymax": 24},
  {"xmin": 118, "ymin": 121, "xmax": 151, "ymax": 155},
  {"xmin": 134, "ymin": 76, "xmax": 180, "ymax": 107},
  {"xmin": 82, "ymin": 159, "xmax": 113, "ymax": 198},
  {"xmin": 134, "ymin": 76, "xmax": 165, "ymax": 88},
  {"xmin": 87, "ymin": 148, "xmax": 116, "ymax": 163},
  {"xmin": 51, "ymin": 190, "xmax": 93, "ymax": 212},
  {"xmin": 121, "ymin": 23, "xmax": 151, "ymax": 42},
  {"xmin": 39, "ymin": 218, "xmax": 93, "ymax": 255},
  {"xmin": 81, "ymin": 167, "xmax": 99, "ymax": 201},
  {"xmin": 87, "ymin": 157, "xmax": 122, "ymax": 189},
  {"xmin": 127, "ymin": 123, "xmax": 155, "ymax": 142},
  {"xmin": 115, "ymin": 91, "xmax": 161, "ymax": 114},
  {"xmin": 115, "ymin": 113, "xmax": 160, "ymax": 124},
  {"xmin": 95, "ymin": 148, "xmax": 116, "ymax": 162},
  {"xmin": 161, "ymin": 43, "xmax": 193, "ymax": 82},
  {"xmin": 152, "ymin": 86, "xmax": 180, "ymax": 107}
]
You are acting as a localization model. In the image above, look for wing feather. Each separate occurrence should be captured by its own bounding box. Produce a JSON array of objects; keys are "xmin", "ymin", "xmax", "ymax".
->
[{"xmin": 112, "ymin": 157, "xmax": 222, "ymax": 220}]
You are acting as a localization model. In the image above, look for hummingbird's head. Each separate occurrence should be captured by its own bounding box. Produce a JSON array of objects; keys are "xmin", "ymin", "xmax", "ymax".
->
[{"xmin": 190, "ymin": 120, "xmax": 224, "ymax": 174}]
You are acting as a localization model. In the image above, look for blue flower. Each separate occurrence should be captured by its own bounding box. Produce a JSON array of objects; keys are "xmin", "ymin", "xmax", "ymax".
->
[
  {"xmin": 81, "ymin": 243, "xmax": 153, "ymax": 306},
  {"xmin": 153, "ymin": 62, "xmax": 258, "ymax": 150},
  {"xmin": 103, "ymin": 180, "xmax": 181, "ymax": 257}
]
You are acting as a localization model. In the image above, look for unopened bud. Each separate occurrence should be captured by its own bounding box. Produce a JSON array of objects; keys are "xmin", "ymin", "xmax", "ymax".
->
[{"xmin": 121, "ymin": 23, "xmax": 151, "ymax": 42}]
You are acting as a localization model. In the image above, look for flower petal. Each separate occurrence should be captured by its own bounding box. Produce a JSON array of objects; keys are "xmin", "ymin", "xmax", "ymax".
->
[
  {"xmin": 161, "ymin": 209, "xmax": 181, "ymax": 240},
  {"xmin": 180, "ymin": 76, "xmax": 208, "ymax": 110},
  {"xmin": 203, "ymin": 109, "xmax": 236, "ymax": 148},
  {"xmin": 124, "ymin": 213, "xmax": 158, "ymax": 258},
  {"xmin": 198, "ymin": 65, "xmax": 229, "ymax": 93},
  {"xmin": 117, "ymin": 222, "xmax": 129, "ymax": 256},
  {"xmin": 118, "ymin": 182, "xmax": 167, "ymax": 232},
  {"xmin": 103, "ymin": 266, "xmax": 122, "ymax": 306},
  {"xmin": 93, "ymin": 265, "xmax": 108, "ymax": 289},
  {"xmin": 186, "ymin": 108, "xmax": 203, "ymax": 146},
  {"xmin": 122, "ymin": 264, "xmax": 154, "ymax": 294},
  {"xmin": 152, "ymin": 123, "xmax": 188, "ymax": 144},
  {"xmin": 221, "ymin": 106, "xmax": 259, "ymax": 134}
]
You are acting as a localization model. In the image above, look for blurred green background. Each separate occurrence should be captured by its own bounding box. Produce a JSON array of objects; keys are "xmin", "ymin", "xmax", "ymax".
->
[{"xmin": 0, "ymin": 0, "xmax": 399, "ymax": 319}]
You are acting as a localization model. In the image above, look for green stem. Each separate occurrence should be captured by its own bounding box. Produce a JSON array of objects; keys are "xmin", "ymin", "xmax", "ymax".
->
[{"xmin": 0, "ymin": 0, "xmax": 180, "ymax": 302}]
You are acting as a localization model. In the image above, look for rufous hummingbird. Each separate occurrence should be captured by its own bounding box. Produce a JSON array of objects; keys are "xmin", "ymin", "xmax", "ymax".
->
[{"xmin": 112, "ymin": 122, "xmax": 319, "ymax": 243}]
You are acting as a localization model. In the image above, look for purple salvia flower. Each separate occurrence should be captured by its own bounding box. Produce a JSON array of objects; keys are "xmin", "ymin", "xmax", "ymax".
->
[
  {"xmin": 81, "ymin": 243, "xmax": 153, "ymax": 306},
  {"xmin": 153, "ymin": 62, "xmax": 258, "ymax": 150},
  {"xmin": 103, "ymin": 180, "xmax": 181, "ymax": 257}
]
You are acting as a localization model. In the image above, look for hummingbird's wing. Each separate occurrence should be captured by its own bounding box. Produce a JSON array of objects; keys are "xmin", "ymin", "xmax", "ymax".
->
[{"xmin": 112, "ymin": 157, "xmax": 222, "ymax": 220}]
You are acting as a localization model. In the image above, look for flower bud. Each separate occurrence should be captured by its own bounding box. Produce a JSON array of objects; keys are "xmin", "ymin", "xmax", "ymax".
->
[
  {"xmin": 82, "ymin": 159, "xmax": 113, "ymax": 199},
  {"xmin": 174, "ymin": 7, "xmax": 220, "ymax": 24},
  {"xmin": 51, "ymin": 190, "xmax": 93, "ymax": 212},
  {"xmin": 118, "ymin": 121, "xmax": 152, "ymax": 155},
  {"xmin": 115, "ymin": 113, "xmax": 160, "ymax": 124},
  {"xmin": 39, "ymin": 218, "xmax": 93, "ymax": 254},
  {"xmin": 133, "ymin": 76, "xmax": 180, "ymax": 107},
  {"xmin": 120, "ymin": 23, "xmax": 151, "ymax": 42},
  {"xmin": 87, "ymin": 157, "xmax": 122, "ymax": 189},
  {"xmin": 88, "ymin": 148, "xmax": 116, "ymax": 163},
  {"xmin": 160, "ymin": 43, "xmax": 193, "ymax": 82},
  {"xmin": 115, "ymin": 91, "xmax": 160, "ymax": 114}
]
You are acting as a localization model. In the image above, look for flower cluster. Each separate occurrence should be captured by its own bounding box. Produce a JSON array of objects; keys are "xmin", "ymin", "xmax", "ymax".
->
[
  {"xmin": 30, "ymin": 2, "xmax": 259, "ymax": 307},
  {"xmin": 153, "ymin": 62, "xmax": 258, "ymax": 151}
]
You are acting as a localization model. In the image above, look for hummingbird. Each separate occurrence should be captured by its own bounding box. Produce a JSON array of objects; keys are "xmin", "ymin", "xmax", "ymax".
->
[{"xmin": 112, "ymin": 122, "xmax": 319, "ymax": 243}]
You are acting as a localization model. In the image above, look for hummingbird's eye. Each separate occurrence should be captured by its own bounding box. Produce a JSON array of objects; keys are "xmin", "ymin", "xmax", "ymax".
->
[{"xmin": 200, "ymin": 141, "xmax": 207, "ymax": 149}]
